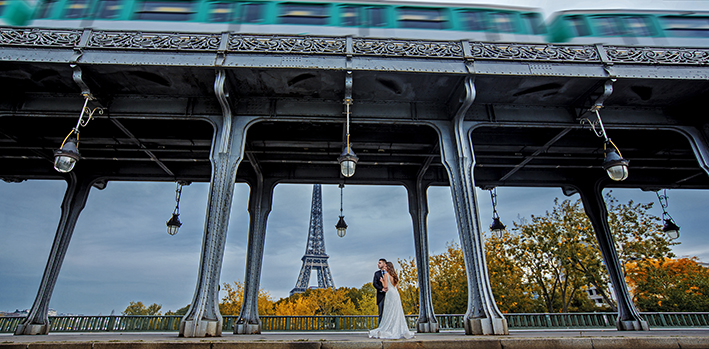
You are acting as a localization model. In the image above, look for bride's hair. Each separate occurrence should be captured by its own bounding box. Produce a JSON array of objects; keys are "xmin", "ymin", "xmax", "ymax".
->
[{"xmin": 385, "ymin": 262, "xmax": 399, "ymax": 286}]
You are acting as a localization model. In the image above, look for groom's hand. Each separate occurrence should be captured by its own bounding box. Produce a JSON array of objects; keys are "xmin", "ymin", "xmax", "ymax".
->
[{"xmin": 383, "ymin": 287, "xmax": 388, "ymax": 292}]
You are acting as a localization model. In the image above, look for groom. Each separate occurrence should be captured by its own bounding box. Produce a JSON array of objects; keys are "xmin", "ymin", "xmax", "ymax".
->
[{"xmin": 373, "ymin": 258, "xmax": 388, "ymax": 323}]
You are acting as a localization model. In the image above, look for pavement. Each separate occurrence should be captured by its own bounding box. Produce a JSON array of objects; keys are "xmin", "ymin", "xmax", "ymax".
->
[{"xmin": 2, "ymin": 329, "xmax": 709, "ymax": 348}]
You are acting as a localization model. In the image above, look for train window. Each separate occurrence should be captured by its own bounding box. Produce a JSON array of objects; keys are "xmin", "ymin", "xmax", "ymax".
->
[
  {"xmin": 660, "ymin": 16, "xmax": 709, "ymax": 37},
  {"xmin": 460, "ymin": 11, "xmax": 487, "ymax": 31},
  {"xmin": 209, "ymin": 2, "xmax": 234, "ymax": 22},
  {"xmin": 397, "ymin": 7, "xmax": 447, "ymax": 29},
  {"xmin": 521, "ymin": 13, "xmax": 545, "ymax": 34},
  {"xmin": 96, "ymin": 0, "xmax": 123, "ymax": 19},
  {"xmin": 621, "ymin": 17, "xmax": 653, "ymax": 36},
  {"xmin": 278, "ymin": 3, "xmax": 329, "ymax": 25},
  {"xmin": 242, "ymin": 3, "xmax": 264, "ymax": 23},
  {"xmin": 64, "ymin": 0, "xmax": 90, "ymax": 19},
  {"xmin": 366, "ymin": 7, "xmax": 387, "ymax": 27},
  {"xmin": 566, "ymin": 16, "xmax": 590, "ymax": 36},
  {"xmin": 134, "ymin": 1, "xmax": 196, "ymax": 21},
  {"xmin": 489, "ymin": 12, "xmax": 515, "ymax": 33},
  {"xmin": 36, "ymin": 0, "xmax": 59, "ymax": 19},
  {"xmin": 0, "ymin": 2, "xmax": 4, "ymax": 17},
  {"xmin": 590, "ymin": 17, "xmax": 622, "ymax": 36},
  {"xmin": 340, "ymin": 6, "xmax": 359, "ymax": 26}
]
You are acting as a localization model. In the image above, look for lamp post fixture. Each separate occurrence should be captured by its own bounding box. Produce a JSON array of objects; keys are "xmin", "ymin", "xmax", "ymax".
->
[
  {"xmin": 335, "ymin": 184, "xmax": 347, "ymax": 237},
  {"xmin": 338, "ymin": 97, "xmax": 358, "ymax": 177},
  {"xmin": 656, "ymin": 189, "xmax": 680, "ymax": 240},
  {"xmin": 488, "ymin": 188, "xmax": 506, "ymax": 238},
  {"xmin": 53, "ymin": 95, "xmax": 103, "ymax": 173},
  {"xmin": 53, "ymin": 135, "xmax": 81, "ymax": 173},
  {"xmin": 602, "ymin": 141, "xmax": 629, "ymax": 182},
  {"xmin": 581, "ymin": 80, "xmax": 630, "ymax": 181},
  {"xmin": 167, "ymin": 181, "xmax": 189, "ymax": 235}
]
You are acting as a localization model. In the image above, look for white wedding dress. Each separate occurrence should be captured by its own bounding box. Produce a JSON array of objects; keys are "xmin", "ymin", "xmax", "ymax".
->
[{"xmin": 368, "ymin": 273, "xmax": 415, "ymax": 339}]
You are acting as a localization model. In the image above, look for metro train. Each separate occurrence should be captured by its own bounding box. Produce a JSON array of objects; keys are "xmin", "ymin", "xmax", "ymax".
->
[{"xmin": 1, "ymin": 0, "xmax": 709, "ymax": 46}]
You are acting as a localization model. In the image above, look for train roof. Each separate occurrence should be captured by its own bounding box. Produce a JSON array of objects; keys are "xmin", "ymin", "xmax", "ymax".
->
[
  {"xmin": 547, "ymin": 8, "xmax": 709, "ymax": 22},
  {"xmin": 238, "ymin": 0, "xmax": 542, "ymax": 12}
]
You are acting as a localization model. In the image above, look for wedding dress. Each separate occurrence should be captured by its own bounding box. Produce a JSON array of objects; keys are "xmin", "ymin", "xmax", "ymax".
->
[{"xmin": 368, "ymin": 273, "xmax": 415, "ymax": 339}]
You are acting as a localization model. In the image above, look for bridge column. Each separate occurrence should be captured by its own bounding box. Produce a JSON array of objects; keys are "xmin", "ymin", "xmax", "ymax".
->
[
  {"xmin": 404, "ymin": 180, "xmax": 439, "ymax": 333},
  {"xmin": 15, "ymin": 171, "xmax": 98, "ymax": 335},
  {"xmin": 437, "ymin": 76, "xmax": 508, "ymax": 335},
  {"xmin": 576, "ymin": 180, "xmax": 649, "ymax": 331},
  {"xmin": 234, "ymin": 176, "xmax": 276, "ymax": 335},
  {"xmin": 180, "ymin": 70, "xmax": 249, "ymax": 338}
]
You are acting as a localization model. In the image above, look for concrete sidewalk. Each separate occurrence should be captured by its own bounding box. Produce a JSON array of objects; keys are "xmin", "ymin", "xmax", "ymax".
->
[{"xmin": 2, "ymin": 329, "xmax": 709, "ymax": 348}]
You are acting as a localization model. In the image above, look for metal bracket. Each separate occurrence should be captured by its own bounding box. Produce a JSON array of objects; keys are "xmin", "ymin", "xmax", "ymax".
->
[{"xmin": 591, "ymin": 79, "xmax": 615, "ymax": 112}]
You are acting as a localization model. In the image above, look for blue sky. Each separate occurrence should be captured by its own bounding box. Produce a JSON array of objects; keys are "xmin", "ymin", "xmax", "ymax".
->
[{"xmin": 2, "ymin": 0, "xmax": 709, "ymax": 317}]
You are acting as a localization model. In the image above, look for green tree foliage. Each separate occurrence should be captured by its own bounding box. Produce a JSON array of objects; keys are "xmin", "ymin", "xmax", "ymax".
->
[
  {"xmin": 165, "ymin": 305, "xmax": 190, "ymax": 315},
  {"xmin": 486, "ymin": 231, "xmax": 544, "ymax": 313},
  {"xmin": 122, "ymin": 301, "xmax": 162, "ymax": 315},
  {"xmin": 509, "ymin": 193, "xmax": 674, "ymax": 313}
]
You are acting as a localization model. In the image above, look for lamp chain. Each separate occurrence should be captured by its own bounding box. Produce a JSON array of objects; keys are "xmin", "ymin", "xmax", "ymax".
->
[
  {"xmin": 656, "ymin": 189, "xmax": 673, "ymax": 221},
  {"xmin": 174, "ymin": 182, "xmax": 184, "ymax": 216},
  {"xmin": 490, "ymin": 188, "xmax": 500, "ymax": 219},
  {"xmin": 339, "ymin": 183, "xmax": 344, "ymax": 215}
]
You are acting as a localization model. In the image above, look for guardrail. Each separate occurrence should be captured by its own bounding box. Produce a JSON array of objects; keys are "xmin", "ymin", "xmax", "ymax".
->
[{"xmin": 1, "ymin": 313, "xmax": 708, "ymax": 333}]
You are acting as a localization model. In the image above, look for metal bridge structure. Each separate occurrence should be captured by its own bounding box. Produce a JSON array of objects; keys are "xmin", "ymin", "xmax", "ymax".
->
[
  {"xmin": 1, "ymin": 26, "xmax": 709, "ymax": 337},
  {"xmin": 290, "ymin": 184, "xmax": 335, "ymax": 296}
]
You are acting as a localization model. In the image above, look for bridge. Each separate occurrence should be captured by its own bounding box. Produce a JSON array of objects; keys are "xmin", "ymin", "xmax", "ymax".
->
[{"xmin": 1, "ymin": 25, "xmax": 708, "ymax": 338}]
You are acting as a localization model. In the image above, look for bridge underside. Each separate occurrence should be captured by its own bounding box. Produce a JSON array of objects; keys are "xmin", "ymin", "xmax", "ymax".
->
[
  {"xmin": 3, "ymin": 29, "xmax": 709, "ymax": 337},
  {"xmin": 2, "ymin": 62, "xmax": 708, "ymax": 189}
]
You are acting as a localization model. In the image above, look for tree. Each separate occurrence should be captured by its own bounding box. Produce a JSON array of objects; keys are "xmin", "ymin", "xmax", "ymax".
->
[
  {"xmin": 485, "ymin": 231, "xmax": 543, "ymax": 313},
  {"xmin": 397, "ymin": 257, "xmax": 420, "ymax": 315},
  {"xmin": 122, "ymin": 301, "xmax": 162, "ymax": 315},
  {"xmin": 626, "ymin": 257, "xmax": 709, "ymax": 312},
  {"xmin": 301, "ymin": 287, "xmax": 357, "ymax": 315},
  {"xmin": 165, "ymin": 305, "xmax": 190, "ymax": 316},
  {"xmin": 219, "ymin": 281, "xmax": 275, "ymax": 316},
  {"xmin": 509, "ymin": 193, "xmax": 675, "ymax": 313}
]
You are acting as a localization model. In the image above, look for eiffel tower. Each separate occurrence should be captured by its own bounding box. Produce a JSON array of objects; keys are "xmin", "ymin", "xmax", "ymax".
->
[{"xmin": 290, "ymin": 184, "xmax": 335, "ymax": 295}]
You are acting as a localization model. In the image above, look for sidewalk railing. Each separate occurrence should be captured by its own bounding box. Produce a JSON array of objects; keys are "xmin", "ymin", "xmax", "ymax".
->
[{"xmin": 1, "ymin": 312, "xmax": 708, "ymax": 333}]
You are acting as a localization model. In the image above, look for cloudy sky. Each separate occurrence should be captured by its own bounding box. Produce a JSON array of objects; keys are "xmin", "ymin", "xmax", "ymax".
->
[{"xmin": 2, "ymin": 0, "xmax": 709, "ymax": 316}]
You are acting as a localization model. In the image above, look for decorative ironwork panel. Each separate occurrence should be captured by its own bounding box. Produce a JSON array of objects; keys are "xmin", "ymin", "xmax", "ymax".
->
[
  {"xmin": 87, "ymin": 31, "xmax": 220, "ymax": 51},
  {"xmin": 353, "ymin": 38, "xmax": 463, "ymax": 58},
  {"xmin": 605, "ymin": 46, "xmax": 709, "ymax": 65},
  {"xmin": 469, "ymin": 43, "xmax": 599, "ymax": 62},
  {"xmin": 0, "ymin": 28, "xmax": 81, "ymax": 47},
  {"xmin": 228, "ymin": 35, "xmax": 345, "ymax": 54}
]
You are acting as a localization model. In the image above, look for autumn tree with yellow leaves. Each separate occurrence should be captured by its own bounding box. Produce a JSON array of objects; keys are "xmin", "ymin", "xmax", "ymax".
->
[
  {"xmin": 626, "ymin": 257, "xmax": 709, "ymax": 312},
  {"xmin": 219, "ymin": 281, "xmax": 275, "ymax": 316}
]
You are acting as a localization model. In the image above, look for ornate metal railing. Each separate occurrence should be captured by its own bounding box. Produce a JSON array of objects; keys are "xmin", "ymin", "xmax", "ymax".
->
[
  {"xmin": 1, "ymin": 26, "xmax": 709, "ymax": 66},
  {"xmin": 1, "ymin": 313, "xmax": 708, "ymax": 333}
]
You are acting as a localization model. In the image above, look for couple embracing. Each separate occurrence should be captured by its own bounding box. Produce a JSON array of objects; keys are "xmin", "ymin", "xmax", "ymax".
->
[{"xmin": 368, "ymin": 258, "xmax": 415, "ymax": 339}]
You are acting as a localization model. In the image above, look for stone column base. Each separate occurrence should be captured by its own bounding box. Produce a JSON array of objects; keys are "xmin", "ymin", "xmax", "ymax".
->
[
  {"xmin": 14, "ymin": 323, "xmax": 49, "ymax": 335},
  {"xmin": 179, "ymin": 319, "xmax": 221, "ymax": 337},
  {"xmin": 465, "ymin": 317, "xmax": 509, "ymax": 335},
  {"xmin": 416, "ymin": 321, "xmax": 439, "ymax": 333},
  {"xmin": 617, "ymin": 319, "xmax": 649, "ymax": 331},
  {"xmin": 234, "ymin": 322, "xmax": 261, "ymax": 334}
]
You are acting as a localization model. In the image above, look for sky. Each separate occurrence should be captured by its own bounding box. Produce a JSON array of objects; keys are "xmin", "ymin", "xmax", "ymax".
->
[{"xmin": 2, "ymin": 0, "xmax": 709, "ymax": 316}]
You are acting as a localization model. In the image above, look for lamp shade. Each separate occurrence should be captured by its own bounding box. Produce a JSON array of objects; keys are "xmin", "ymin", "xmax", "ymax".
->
[
  {"xmin": 662, "ymin": 218, "xmax": 680, "ymax": 240},
  {"xmin": 166, "ymin": 213, "xmax": 182, "ymax": 235},
  {"xmin": 602, "ymin": 148, "xmax": 629, "ymax": 181},
  {"xmin": 335, "ymin": 215, "xmax": 348, "ymax": 237},
  {"xmin": 53, "ymin": 140, "xmax": 81, "ymax": 173},
  {"xmin": 338, "ymin": 148, "xmax": 359, "ymax": 178},
  {"xmin": 490, "ymin": 217, "xmax": 506, "ymax": 238}
]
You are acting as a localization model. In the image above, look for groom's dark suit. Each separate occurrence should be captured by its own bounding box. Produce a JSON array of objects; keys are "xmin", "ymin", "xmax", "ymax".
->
[{"xmin": 373, "ymin": 269, "xmax": 386, "ymax": 323}]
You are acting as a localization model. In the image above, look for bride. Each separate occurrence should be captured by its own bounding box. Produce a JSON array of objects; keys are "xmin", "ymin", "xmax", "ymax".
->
[{"xmin": 368, "ymin": 262, "xmax": 415, "ymax": 339}]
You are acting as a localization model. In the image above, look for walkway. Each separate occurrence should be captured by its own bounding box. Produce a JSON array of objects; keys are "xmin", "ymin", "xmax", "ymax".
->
[{"xmin": 2, "ymin": 329, "xmax": 709, "ymax": 348}]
